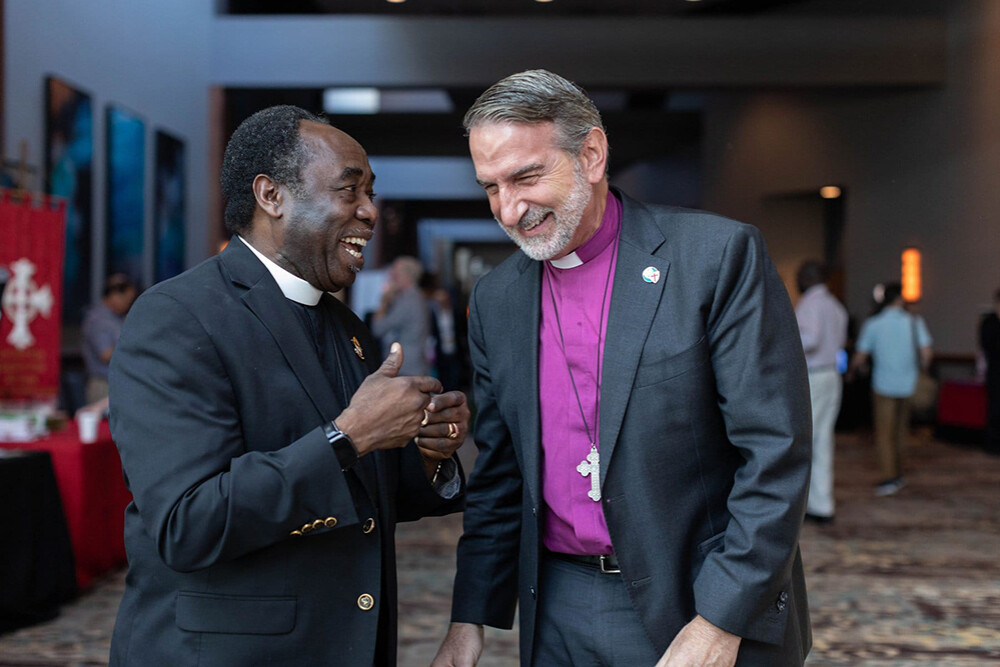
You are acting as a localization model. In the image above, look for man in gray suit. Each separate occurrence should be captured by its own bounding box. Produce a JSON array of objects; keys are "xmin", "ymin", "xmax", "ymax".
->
[
  {"xmin": 372, "ymin": 255, "xmax": 431, "ymax": 376},
  {"xmin": 432, "ymin": 70, "xmax": 812, "ymax": 666}
]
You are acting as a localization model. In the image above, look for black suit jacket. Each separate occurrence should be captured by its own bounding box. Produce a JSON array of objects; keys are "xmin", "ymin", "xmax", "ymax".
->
[
  {"xmin": 109, "ymin": 238, "xmax": 463, "ymax": 666},
  {"xmin": 452, "ymin": 191, "xmax": 812, "ymax": 665}
]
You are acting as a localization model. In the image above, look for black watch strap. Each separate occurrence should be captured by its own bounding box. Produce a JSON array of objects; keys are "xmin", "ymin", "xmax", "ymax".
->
[{"xmin": 324, "ymin": 421, "xmax": 358, "ymax": 471}]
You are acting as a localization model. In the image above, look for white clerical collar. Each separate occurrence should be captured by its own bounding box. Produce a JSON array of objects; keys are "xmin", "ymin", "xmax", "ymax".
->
[
  {"xmin": 548, "ymin": 251, "xmax": 584, "ymax": 269},
  {"xmin": 238, "ymin": 236, "xmax": 323, "ymax": 306}
]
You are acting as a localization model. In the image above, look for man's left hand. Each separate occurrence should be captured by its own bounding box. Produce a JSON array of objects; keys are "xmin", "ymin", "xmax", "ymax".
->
[
  {"xmin": 655, "ymin": 615, "xmax": 741, "ymax": 667},
  {"xmin": 415, "ymin": 390, "xmax": 470, "ymax": 469}
]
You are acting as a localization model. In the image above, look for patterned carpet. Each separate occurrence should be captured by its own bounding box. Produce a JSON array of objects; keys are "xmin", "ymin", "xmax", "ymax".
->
[{"xmin": 0, "ymin": 429, "xmax": 997, "ymax": 666}]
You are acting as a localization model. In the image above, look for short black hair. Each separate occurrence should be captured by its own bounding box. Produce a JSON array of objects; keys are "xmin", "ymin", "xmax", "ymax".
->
[
  {"xmin": 882, "ymin": 281, "xmax": 903, "ymax": 304},
  {"xmin": 796, "ymin": 260, "xmax": 826, "ymax": 292},
  {"xmin": 102, "ymin": 273, "xmax": 134, "ymax": 297},
  {"xmin": 220, "ymin": 105, "xmax": 326, "ymax": 234}
]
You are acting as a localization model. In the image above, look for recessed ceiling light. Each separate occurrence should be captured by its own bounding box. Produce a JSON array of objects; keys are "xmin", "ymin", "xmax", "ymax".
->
[
  {"xmin": 323, "ymin": 88, "xmax": 380, "ymax": 114},
  {"xmin": 535, "ymin": 0, "xmax": 555, "ymax": 3},
  {"xmin": 820, "ymin": 186, "xmax": 842, "ymax": 199},
  {"xmin": 386, "ymin": 0, "xmax": 406, "ymax": 4}
]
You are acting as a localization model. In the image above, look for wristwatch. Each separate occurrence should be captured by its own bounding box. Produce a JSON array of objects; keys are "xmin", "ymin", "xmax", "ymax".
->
[{"xmin": 324, "ymin": 420, "xmax": 359, "ymax": 471}]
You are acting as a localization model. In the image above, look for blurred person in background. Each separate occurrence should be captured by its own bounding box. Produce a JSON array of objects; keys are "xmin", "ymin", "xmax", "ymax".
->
[
  {"xmin": 849, "ymin": 282, "xmax": 932, "ymax": 496},
  {"xmin": 421, "ymin": 273, "xmax": 464, "ymax": 392},
  {"xmin": 980, "ymin": 288, "xmax": 1000, "ymax": 455},
  {"xmin": 795, "ymin": 260, "xmax": 848, "ymax": 525},
  {"xmin": 81, "ymin": 273, "xmax": 136, "ymax": 404},
  {"xmin": 372, "ymin": 255, "xmax": 431, "ymax": 377}
]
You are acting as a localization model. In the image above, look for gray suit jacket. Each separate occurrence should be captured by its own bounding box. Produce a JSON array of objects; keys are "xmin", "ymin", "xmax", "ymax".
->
[
  {"xmin": 371, "ymin": 285, "xmax": 431, "ymax": 377},
  {"xmin": 452, "ymin": 191, "xmax": 812, "ymax": 665},
  {"xmin": 109, "ymin": 238, "xmax": 463, "ymax": 666}
]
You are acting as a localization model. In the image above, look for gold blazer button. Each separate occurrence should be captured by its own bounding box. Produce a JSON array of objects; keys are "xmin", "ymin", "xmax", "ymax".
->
[
  {"xmin": 357, "ymin": 593, "xmax": 375, "ymax": 611},
  {"xmin": 324, "ymin": 517, "xmax": 338, "ymax": 528},
  {"xmin": 362, "ymin": 518, "xmax": 376, "ymax": 534},
  {"xmin": 289, "ymin": 530, "xmax": 303, "ymax": 537},
  {"xmin": 311, "ymin": 519, "xmax": 325, "ymax": 530},
  {"xmin": 300, "ymin": 523, "xmax": 314, "ymax": 534}
]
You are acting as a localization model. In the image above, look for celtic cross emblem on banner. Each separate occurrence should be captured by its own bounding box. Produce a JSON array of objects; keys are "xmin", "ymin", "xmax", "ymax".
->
[{"xmin": 1, "ymin": 258, "xmax": 54, "ymax": 350}]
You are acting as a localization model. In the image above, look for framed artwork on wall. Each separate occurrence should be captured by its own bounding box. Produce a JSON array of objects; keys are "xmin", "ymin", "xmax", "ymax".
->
[
  {"xmin": 105, "ymin": 105, "xmax": 145, "ymax": 287},
  {"xmin": 153, "ymin": 130, "xmax": 185, "ymax": 283},
  {"xmin": 45, "ymin": 75, "xmax": 94, "ymax": 323}
]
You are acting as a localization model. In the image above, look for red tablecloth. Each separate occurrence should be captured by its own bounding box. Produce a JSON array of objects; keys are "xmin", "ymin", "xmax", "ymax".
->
[
  {"xmin": 0, "ymin": 420, "xmax": 130, "ymax": 589},
  {"xmin": 936, "ymin": 379, "xmax": 988, "ymax": 429}
]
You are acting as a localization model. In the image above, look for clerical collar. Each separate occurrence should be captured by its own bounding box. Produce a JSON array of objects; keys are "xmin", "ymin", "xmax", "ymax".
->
[
  {"xmin": 547, "ymin": 191, "xmax": 622, "ymax": 270},
  {"xmin": 239, "ymin": 236, "xmax": 323, "ymax": 306}
]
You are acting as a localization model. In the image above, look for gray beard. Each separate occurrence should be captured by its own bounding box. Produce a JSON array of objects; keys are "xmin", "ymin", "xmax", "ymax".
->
[{"xmin": 504, "ymin": 168, "xmax": 592, "ymax": 261}]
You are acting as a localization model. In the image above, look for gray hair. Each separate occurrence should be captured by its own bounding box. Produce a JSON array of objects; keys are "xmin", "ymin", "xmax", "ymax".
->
[
  {"xmin": 463, "ymin": 69, "xmax": 606, "ymax": 157},
  {"xmin": 393, "ymin": 256, "xmax": 423, "ymax": 285}
]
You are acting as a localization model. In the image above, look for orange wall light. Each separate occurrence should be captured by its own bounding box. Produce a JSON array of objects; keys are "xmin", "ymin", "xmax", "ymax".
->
[{"xmin": 901, "ymin": 248, "xmax": 922, "ymax": 302}]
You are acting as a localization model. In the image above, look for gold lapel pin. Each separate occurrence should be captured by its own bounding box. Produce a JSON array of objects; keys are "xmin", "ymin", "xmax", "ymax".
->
[{"xmin": 351, "ymin": 336, "xmax": 365, "ymax": 360}]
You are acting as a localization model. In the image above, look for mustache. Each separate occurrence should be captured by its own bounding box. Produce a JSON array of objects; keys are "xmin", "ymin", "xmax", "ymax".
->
[{"xmin": 517, "ymin": 207, "xmax": 554, "ymax": 231}]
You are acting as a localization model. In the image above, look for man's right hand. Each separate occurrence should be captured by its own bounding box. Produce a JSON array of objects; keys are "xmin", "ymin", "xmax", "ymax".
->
[
  {"xmin": 431, "ymin": 622, "xmax": 484, "ymax": 667},
  {"xmin": 335, "ymin": 343, "xmax": 443, "ymax": 456}
]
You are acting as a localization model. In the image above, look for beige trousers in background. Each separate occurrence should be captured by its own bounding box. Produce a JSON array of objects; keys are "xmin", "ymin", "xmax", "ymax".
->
[{"xmin": 873, "ymin": 392, "xmax": 911, "ymax": 480}]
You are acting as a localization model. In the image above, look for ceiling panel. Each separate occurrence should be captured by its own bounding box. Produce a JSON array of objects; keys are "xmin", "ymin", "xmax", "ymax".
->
[{"xmin": 224, "ymin": 0, "xmax": 808, "ymax": 17}]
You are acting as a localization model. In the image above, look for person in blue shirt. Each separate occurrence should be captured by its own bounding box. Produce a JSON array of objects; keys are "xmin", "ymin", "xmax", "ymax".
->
[
  {"xmin": 849, "ymin": 282, "xmax": 933, "ymax": 496},
  {"xmin": 81, "ymin": 274, "xmax": 136, "ymax": 403}
]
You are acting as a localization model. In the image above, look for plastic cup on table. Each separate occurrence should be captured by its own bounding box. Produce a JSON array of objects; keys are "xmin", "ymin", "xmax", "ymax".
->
[{"xmin": 78, "ymin": 411, "xmax": 100, "ymax": 444}]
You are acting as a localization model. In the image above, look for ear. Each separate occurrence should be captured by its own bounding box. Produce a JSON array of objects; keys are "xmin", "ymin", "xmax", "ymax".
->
[
  {"xmin": 578, "ymin": 127, "xmax": 609, "ymax": 185},
  {"xmin": 252, "ymin": 174, "xmax": 284, "ymax": 219}
]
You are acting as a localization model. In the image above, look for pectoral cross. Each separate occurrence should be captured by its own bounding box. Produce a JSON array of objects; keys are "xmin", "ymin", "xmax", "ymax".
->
[{"xmin": 576, "ymin": 445, "xmax": 601, "ymax": 502}]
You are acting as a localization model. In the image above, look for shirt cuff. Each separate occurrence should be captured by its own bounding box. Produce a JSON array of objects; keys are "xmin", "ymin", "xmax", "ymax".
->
[{"xmin": 432, "ymin": 457, "xmax": 461, "ymax": 499}]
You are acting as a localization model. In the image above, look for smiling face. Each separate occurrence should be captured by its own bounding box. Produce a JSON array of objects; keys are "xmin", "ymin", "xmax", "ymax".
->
[
  {"xmin": 469, "ymin": 121, "xmax": 606, "ymax": 261},
  {"xmin": 269, "ymin": 122, "xmax": 377, "ymax": 292}
]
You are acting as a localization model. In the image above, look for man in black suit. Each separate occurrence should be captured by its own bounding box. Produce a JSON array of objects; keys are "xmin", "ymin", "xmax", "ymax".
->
[
  {"xmin": 432, "ymin": 70, "xmax": 811, "ymax": 666},
  {"xmin": 982, "ymin": 288, "xmax": 1000, "ymax": 455},
  {"xmin": 109, "ymin": 105, "xmax": 467, "ymax": 666}
]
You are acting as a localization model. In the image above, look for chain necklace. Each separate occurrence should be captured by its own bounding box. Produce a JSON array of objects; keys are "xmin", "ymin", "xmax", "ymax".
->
[{"xmin": 543, "ymin": 227, "xmax": 620, "ymax": 502}]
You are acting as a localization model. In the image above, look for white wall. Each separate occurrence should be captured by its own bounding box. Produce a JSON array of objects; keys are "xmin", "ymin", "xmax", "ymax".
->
[
  {"xmin": 703, "ymin": 0, "xmax": 1000, "ymax": 355},
  {"xmin": 4, "ymin": 0, "xmax": 214, "ymax": 300}
]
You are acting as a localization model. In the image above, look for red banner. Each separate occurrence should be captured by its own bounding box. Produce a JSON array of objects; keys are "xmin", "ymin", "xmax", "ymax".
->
[{"xmin": 0, "ymin": 193, "xmax": 66, "ymax": 401}]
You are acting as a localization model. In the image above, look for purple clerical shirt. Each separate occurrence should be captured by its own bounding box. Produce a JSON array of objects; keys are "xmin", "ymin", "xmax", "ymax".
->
[{"xmin": 539, "ymin": 191, "xmax": 621, "ymax": 555}]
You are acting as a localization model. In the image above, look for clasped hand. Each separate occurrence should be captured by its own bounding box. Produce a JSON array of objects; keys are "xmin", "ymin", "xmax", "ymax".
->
[{"xmin": 336, "ymin": 342, "xmax": 469, "ymax": 462}]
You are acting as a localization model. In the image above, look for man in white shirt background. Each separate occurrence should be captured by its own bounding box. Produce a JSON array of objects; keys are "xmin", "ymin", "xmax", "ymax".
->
[{"xmin": 795, "ymin": 260, "xmax": 848, "ymax": 524}]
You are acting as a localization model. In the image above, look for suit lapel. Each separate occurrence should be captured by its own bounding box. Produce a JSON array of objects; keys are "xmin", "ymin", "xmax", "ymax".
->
[
  {"xmin": 242, "ymin": 283, "xmax": 344, "ymax": 422},
  {"xmin": 323, "ymin": 299, "xmax": 379, "ymax": 500},
  {"xmin": 222, "ymin": 240, "xmax": 379, "ymax": 500},
  {"xmin": 599, "ymin": 193, "xmax": 670, "ymax": 487},
  {"xmin": 505, "ymin": 257, "xmax": 543, "ymax": 508},
  {"xmin": 222, "ymin": 239, "xmax": 342, "ymax": 422}
]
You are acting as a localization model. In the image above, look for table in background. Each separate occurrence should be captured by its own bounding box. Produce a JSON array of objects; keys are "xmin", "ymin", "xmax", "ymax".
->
[
  {"xmin": 0, "ymin": 420, "xmax": 131, "ymax": 589},
  {"xmin": 0, "ymin": 450, "xmax": 77, "ymax": 632},
  {"xmin": 937, "ymin": 379, "xmax": 987, "ymax": 429}
]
